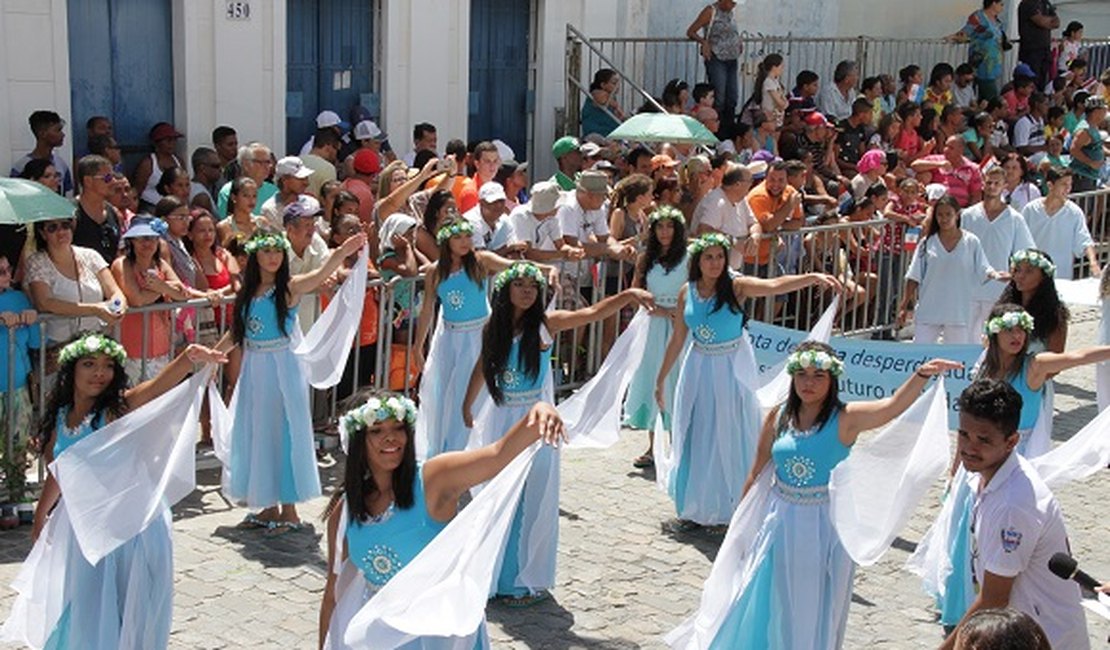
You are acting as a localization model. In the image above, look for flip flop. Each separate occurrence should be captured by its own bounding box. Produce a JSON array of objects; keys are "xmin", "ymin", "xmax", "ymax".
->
[
  {"xmin": 263, "ymin": 521, "xmax": 305, "ymax": 536},
  {"xmin": 632, "ymin": 454, "xmax": 654, "ymax": 469},
  {"xmin": 499, "ymin": 591, "xmax": 551, "ymax": 608},
  {"xmin": 236, "ymin": 513, "xmax": 268, "ymax": 530}
]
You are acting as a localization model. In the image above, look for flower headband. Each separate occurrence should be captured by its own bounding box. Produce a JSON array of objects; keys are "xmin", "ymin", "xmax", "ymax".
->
[
  {"xmin": 786, "ymin": 349, "xmax": 845, "ymax": 377},
  {"xmin": 58, "ymin": 333, "xmax": 127, "ymax": 367},
  {"xmin": 984, "ymin": 310, "xmax": 1034, "ymax": 335},
  {"xmin": 243, "ymin": 233, "xmax": 292, "ymax": 255},
  {"xmin": 687, "ymin": 233, "xmax": 732, "ymax": 256},
  {"xmin": 493, "ymin": 262, "xmax": 547, "ymax": 292},
  {"xmin": 436, "ymin": 220, "xmax": 475, "ymax": 244},
  {"xmin": 649, "ymin": 205, "xmax": 686, "ymax": 225},
  {"xmin": 338, "ymin": 394, "xmax": 418, "ymax": 453},
  {"xmin": 1009, "ymin": 249, "xmax": 1055, "ymax": 277}
]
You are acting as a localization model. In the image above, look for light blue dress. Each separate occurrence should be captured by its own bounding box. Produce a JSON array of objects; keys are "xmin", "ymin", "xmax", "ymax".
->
[
  {"xmin": 624, "ymin": 255, "xmax": 687, "ymax": 430},
  {"xmin": 415, "ymin": 270, "xmax": 490, "ymax": 459},
  {"xmin": 711, "ymin": 410, "xmax": 854, "ymax": 648},
  {"xmin": 936, "ymin": 355, "xmax": 1045, "ymax": 626},
  {"xmin": 325, "ymin": 469, "xmax": 488, "ymax": 649},
  {"xmin": 227, "ymin": 288, "xmax": 321, "ymax": 507},
  {"xmin": 39, "ymin": 410, "xmax": 174, "ymax": 649},
  {"xmin": 470, "ymin": 334, "xmax": 558, "ymax": 597}
]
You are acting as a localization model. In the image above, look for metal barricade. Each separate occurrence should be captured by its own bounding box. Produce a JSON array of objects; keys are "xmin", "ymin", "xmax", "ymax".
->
[{"xmin": 1069, "ymin": 187, "xmax": 1110, "ymax": 279}]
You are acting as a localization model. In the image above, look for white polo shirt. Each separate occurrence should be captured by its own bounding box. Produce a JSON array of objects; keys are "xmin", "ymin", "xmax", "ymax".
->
[
  {"xmin": 692, "ymin": 187, "xmax": 756, "ymax": 268},
  {"xmin": 970, "ymin": 452, "xmax": 1089, "ymax": 650},
  {"xmin": 556, "ymin": 193, "xmax": 609, "ymax": 282},
  {"xmin": 462, "ymin": 205, "xmax": 511, "ymax": 252},
  {"xmin": 960, "ymin": 203, "xmax": 1035, "ymax": 301},
  {"xmin": 1022, "ymin": 198, "xmax": 1094, "ymax": 280},
  {"xmin": 507, "ymin": 203, "xmax": 562, "ymax": 254}
]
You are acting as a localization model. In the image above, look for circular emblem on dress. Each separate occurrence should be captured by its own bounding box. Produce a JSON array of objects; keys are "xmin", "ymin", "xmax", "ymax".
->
[
  {"xmin": 446, "ymin": 289, "xmax": 465, "ymax": 311},
  {"xmin": 500, "ymin": 368, "xmax": 520, "ymax": 389},
  {"xmin": 247, "ymin": 315, "xmax": 264, "ymax": 335},
  {"xmin": 694, "ymin": 323, "xmax": 716, "ymax": 343},
  {"xmin": 785, "ymin": 456, "xmax": 817, "ymax": 485},
  {"xmin": 363, "ymin": 544, "xmax": 403, "ymax": 586}
]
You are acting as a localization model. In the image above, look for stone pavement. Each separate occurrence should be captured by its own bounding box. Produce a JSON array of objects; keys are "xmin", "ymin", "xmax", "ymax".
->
[{"xmin": 0, "ymin": 309, "xmax": 1107, "ymax": 648}]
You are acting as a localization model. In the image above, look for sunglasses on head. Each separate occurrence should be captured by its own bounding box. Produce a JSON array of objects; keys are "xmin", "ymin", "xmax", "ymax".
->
[{"xmin": 43, "ymin": 221, "xmax": 74, "ymax": 233}]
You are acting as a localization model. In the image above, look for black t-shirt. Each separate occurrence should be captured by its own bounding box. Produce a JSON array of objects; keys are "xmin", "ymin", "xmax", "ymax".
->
[
  {"xmin": 836, "ymin": 119, "xmax": 868, "ymax": 165},
  {"xmin": 73, "ymin": 202, "xmax": 121, "ymax": 264},
  {"xmin": 1018, "ymin": 0, "xmax": 1055, "ymax": 51}
]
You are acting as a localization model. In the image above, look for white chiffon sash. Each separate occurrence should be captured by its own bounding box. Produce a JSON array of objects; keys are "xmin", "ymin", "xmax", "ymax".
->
[
  {"xmin": 829, "ymin": 379, "xmax": 951, "ymax": 565},
  {"xmin": 292, "ymin": 246, "xmax": 369, "ymax": 389},
  {"xmin": 1030, "ymin": 400, "xmax": 1110, "ymax": 488},
  {"xmin": 50, "ymin": 368, "xmax": 212, "ymax": 564}
]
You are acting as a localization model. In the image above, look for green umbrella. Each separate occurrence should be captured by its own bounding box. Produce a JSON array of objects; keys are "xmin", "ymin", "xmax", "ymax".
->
[
  {"xmin": 607, "ymin": 113, "xmax": 720, "ymax": 145},
  {"xmin": 0, "ymin": 178, "xmax": 75, "ymax": 225}
]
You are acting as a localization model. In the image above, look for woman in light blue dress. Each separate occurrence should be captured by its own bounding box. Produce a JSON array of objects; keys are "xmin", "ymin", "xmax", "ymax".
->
[
  {"xmin": 624, "ymin": 206, "xmax": 687, "ymax": 468},
  {"xmin": 654, "ymin": 234, "xmax": 840, "ymax": 530},
  {"xmin": 462, "ymin": 262, "xmax": 653, "ymax": 603},
  {"xmin": 320, "ymin": 392, "xmax": 565, "ymax": 649},
  {"xmin": 918, "ymin": 301, "xmax": 1110, "ymax": 631},
  {"xmin": 1, "ymin": 332, "xmax": 225, "ymax": 649},
  {"xmin": 706, "ymin": 342, "xmax": 956, "ymax": 648},
  {"xmin": 412, "ymin": 219, "xmax": 554, "ymax": 460},
  {"xmin": 225, "ymin": 226, "xmax": 367, "ymax": 531}
]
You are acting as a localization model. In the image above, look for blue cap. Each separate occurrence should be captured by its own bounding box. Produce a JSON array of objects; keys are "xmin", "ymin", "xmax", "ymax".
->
[
  {"xmin": 122, "ymin": 216, "xmax": 163, "ymax": 239},
  {"xmin": 1013, "ymin": 63, "xmax": 1036, "ymax": 80}
]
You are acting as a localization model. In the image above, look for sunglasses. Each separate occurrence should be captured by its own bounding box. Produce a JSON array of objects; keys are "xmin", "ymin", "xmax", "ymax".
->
[{"xmin": 43, "ymin": 221, "xmax": 74, "ymax": 233}]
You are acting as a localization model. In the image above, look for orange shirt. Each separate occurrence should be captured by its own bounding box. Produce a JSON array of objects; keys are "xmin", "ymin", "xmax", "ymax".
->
[
  {"xmin": 320, "ymin": 258, "xmax": 380, "ymax": 347},
  {"xmin": 451, "ymin": 176, "xmax": 479, "ymax": 214},
  {"xmin": 744, "ymin": 182, "xmax": 802, "ymax": 265}
]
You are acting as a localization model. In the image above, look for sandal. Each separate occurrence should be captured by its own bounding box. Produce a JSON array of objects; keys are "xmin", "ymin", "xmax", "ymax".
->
[
  {"xmin": 632, "ymin": 454, "xmax": 654, "ymax": 469},
  {"xmin": 663, "ymin": 518, "xmax": 702, "ymax": 534},
  {"xmin": 263, "ymin": 520, "xmax": 305, "ymax": 536},
  {"xmin": 498, "ymin": 591, "xmax": 551, "ymax": 608},
  {"xmin": 236, "ymin": 513, "xmax": 269, "ymax": 530}
]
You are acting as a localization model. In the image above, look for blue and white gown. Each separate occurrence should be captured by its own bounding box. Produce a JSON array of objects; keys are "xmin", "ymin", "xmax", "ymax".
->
[
  {"xmin": 624, "ymin": 255, "xmax": 687, "ymax": 430},
  {"xmin": 226, "ymin": 287, "xmax": 321, "ymax": 507},
  {"xmin": 1, "ymin": 411, "xmax": 174, "ymax": 649},
  {"xmin": 415, "ymin": 270, "xmax": 490, "ymax": 460},
  {"xmin": 660, "ymin": 282, "xmax": 762, "ymax": 525},
  {"xmin": 709, "ymin": 410, "xmax": 854, "ymax": 648},
  {"xmin": 324, "ymin": 468, "xmax": 488, "ymax": 649},
  {"xmin": 915, "ymin": 353, "xmax": 1049, "ymax": 628},
  {"xmin": 468, "ymin": 332, "xmax": 557, "ymax": 597}
]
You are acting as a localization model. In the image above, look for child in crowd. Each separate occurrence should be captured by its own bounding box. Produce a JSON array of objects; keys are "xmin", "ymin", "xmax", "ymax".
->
[{"xmin": 0, "ymin": 254, "xmax": 39, "ymax": 480}]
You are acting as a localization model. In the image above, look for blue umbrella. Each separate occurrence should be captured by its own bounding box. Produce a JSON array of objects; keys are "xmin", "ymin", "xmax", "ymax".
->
[{"xmin": 0, "ymin": 178, "xmax": 75, "ymax": 224}]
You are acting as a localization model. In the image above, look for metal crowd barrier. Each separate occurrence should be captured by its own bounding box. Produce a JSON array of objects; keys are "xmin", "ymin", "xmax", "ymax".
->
[{"xmin": 3, "ymin": 187, "xmax": 1108, "ymax": 491}]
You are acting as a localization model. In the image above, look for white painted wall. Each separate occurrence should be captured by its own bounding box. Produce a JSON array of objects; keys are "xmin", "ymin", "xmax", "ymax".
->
[
  {"xmin": 174, "ymin": 0, "xmax": 286, "ymax": 163},
  {"xmin": 380, "ymin": 0, "xmax": 471, "ymax": 161},
  {"xmin": 0, "ymin": 0, "xmax": 72, "ymax": 175}
]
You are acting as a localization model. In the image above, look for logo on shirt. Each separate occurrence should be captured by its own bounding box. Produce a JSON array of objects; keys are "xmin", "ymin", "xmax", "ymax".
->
[{"xmin": 1001, "ymin": 527, "xmax": 1022, "ymax": 553}]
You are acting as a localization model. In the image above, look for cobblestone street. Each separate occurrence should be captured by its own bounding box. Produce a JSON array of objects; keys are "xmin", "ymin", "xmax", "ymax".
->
[{"xmin": 0, "ymin": 309, "xmax": 1107, "ymax": 648}]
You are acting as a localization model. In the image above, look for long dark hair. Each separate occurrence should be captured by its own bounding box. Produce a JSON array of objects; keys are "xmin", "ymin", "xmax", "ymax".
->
[
  {"xmin": 481, "ymin": 280, "xmax": 547, "ymax": 405},
  {"xmin": 925, "ymin": 195, "xmax": 962, "ymax": 241},
  {"xmin": 688, "ymin": 244, "xmax": 741, "ymax": 315},
  {"xmin": 780, "ymin": 341, "xmax": 844, "ymax": 432},
  {"xmin": 186, "ymin": 208, "xmax": 220, "ymax": 255},
  {"xmin": 640, "ymin": 214, "xmax": 687, "ymax": 277},
  {"xmin": 232, "ymin": 225, "xmax": 291, "ymax": 344},
  {"xmin": 434, "ymin": 218, "xmax": 483, "ymax": 285},
  {"xmin": 323, "ymin": 390, "xmax": 418, "ymax": 524},
  {"xmin": 749, "ymin": 53, "xmax": 784, "ymax": 108},
  {"xmin": 996, "ymin": 249, "xmax": 1069, "ymax": 345},
  {"xmin": 37, "ymin": 332, "xmax": 130, "ymax": 455},
  {"xmin": 422, "ymin": 189, "xmax": 454, "ymax": 235},
  {"xmin": 979, "ymin": 303, "xmax": 1030, "ymax": 382}
]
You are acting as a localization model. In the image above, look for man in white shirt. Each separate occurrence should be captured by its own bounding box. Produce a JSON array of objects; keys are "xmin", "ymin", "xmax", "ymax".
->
[
  {"xmin": 691, "ymin": 163, "xmax": 762, "ymax": 268},
  {"xmin": 401, "ymin": 122, "xmax": 438, "ymax": 168},
  {"xmin": 463, "ymin": 182, "xmax": 517, "ymax": 256},
  {"xmin": 1022, "ymin": 167, "xmax": 1100, "ymax": 280},
  {"xmin": 1012, "ymin": 93, "xmax": 1049, "ymax": 163},
  {"xmin": 960, "ymin": 166, "xmax": 1036, "ymax": 335},
  {"xmin": 283, "ymin": 195, "xmax": 331, "ymax": 332},
  {"xmin": 941, "ymin": 380, "xmax": 1089, "ymax": 650},
  {"xmin": 507, "ymin": 181, "xmax": 583, "ymax": 266},
  {"xmin": 817, "ymin": 60, "xmax": 858, "ymax": 122},
  {"xmin": 555, "ymin": 170, "xmax": 635, "ymax": 307}
]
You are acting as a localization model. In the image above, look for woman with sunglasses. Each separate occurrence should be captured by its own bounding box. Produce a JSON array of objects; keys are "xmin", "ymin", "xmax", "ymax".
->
[{"xmin": 24, "ymin": 216, "xmax": 126, "ymax": 382}]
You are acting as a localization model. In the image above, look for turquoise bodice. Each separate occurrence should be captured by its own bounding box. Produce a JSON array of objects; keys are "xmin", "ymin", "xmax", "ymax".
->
[
  {"xmin": 54, "ymin": 409, "xmax": 106, "ymax": 458},
  {"xmin": 1008, "ymin": 356, "xmax": 1044, "ymax": 432},
  {"xmin": 436, "ymin": 270, "xmax": 490, "ymax": 323},
  {"xmin": 346, "ymin": 468, "xmax": 446, "ymax": 590},
  {"xmin": 771, "ymin": 409, "xmax": 850, "ymax": 495},
  {"xmin": 684, "ymin": 281, "xmax": 746, "ymax": 346},
  {"xmin": 497, "ymin": 335, "xmax": 552, "ymax": 405},
  {"xmin": 246, "ymin": 287, "xmax": 299, "ymax": 343},
  {"xmin": 645, "ymin": 256, "xmax": 687, "ymax": 308}
]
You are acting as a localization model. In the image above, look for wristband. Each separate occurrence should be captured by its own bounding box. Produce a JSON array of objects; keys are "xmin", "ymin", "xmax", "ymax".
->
[{"xmin": 915, "ymin": 369, "xmax": 930, "ymax": 379}]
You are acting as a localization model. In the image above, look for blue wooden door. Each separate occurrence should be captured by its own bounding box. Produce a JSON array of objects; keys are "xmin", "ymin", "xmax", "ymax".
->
[
  {"xmin": 67, "ymin": 0, "xmax": 174, "ymax": 170},
  {"xmin": 286, "ymin": 0, "xmax": 375, "ymax": 155},
  {"xmin": 469, "ymin": 0, "xmax": 531, "ymax": 161}
]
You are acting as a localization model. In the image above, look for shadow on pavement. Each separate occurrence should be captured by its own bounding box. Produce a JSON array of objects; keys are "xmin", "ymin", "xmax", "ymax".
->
[{"xmin": 487, "ymin": 593, "xmax": 642, "ymax": 649}]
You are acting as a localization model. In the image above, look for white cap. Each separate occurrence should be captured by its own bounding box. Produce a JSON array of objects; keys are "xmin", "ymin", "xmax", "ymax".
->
[
  {"xmin": 275, "ymin": 156, "xmax": 314, "ymax": 179},
  {"xmin": 579, "ymin": 142, "xmax": 602, "ymax": 158},
  {"xmin": 478, "ymin": 182, "xmax": 507, "ymax": 203},
  {"xmin": 925, "ymin": 183, "xmax": 948, "ymax": 201},
  {"xmin": 492, "ymin": 139, "xmax": 515, "ymax": 164},
  {"xmin": 316, "ymin": 110, "xmax": 342, "ymax": 128},
  {"xmin": 354, "ymin": 120, "xmax": 386, "ymax": 141}
]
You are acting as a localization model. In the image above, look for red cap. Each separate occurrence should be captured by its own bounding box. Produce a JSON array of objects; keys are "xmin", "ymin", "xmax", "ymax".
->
[
  {"xmin": 149, "ymin": 122, "xmax": 183, "ymax": 142},
  {"xmin": 804, "ymin": 112, "xmax": 832, "ymax": 128},
  {"xmin": 353, "ymin": 149, "xmax": 381, "ymax": 175}
]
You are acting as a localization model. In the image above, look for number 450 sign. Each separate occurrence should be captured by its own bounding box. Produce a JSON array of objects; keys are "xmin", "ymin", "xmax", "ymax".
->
[{"xmin": 226, "ymin": 1, "xmax": 251, "ymax": 20}]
